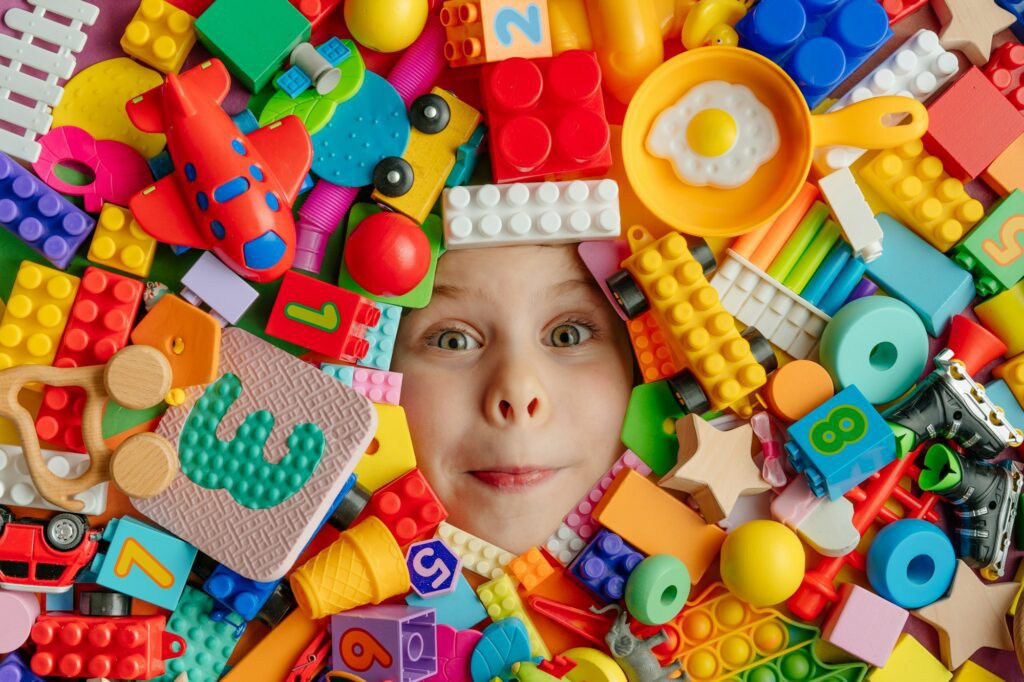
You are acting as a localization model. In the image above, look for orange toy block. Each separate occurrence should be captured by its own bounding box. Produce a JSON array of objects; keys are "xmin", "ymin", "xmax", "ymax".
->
[
  {"xmin": 130, "ymin": 294, "xmax": 220, "ymax": 389},
  {"xmin": 983, "ymin": 132, "xmax": 1024, "ymax": 196},
  {"xmin": 88, "ymin": 204, "xmax": 158, "ymax": 277},
  {"xmin": 519, "ymin": 548, "xmax": 602, "ymax": 654},
  {"xmin": 508, "ymin": 547, "xmax": 556, "ymax": 592},
  {"xmin": 593, "ymin": 468, "xmax": 725, "ymax": 583},
  {"xmin": 0, "ymin": 261, "xmax": 79, "ymax": 371},
  {"xmin": 763, "ymin": 359, "xmax": 835, "ymax": 422},
  {"xmin": 121, "ymin": 0, "xmax": 197, "ymax": 74},
  {"xmin": 626, "ymin": 312, "xmax": 678, "ymax": 384},
  {"xmin": 440, "ymin": 0, "xmax": 552, "ymax": 68},
  {"xmin": 995, "ymin": 353, "xmax": 1024, "ymax": 415}
]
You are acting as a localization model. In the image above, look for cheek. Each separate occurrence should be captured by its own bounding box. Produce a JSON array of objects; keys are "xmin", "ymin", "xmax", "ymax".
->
[{"xmin": 396, "ymin": 364, "xmax": 470, "ymax": 476}]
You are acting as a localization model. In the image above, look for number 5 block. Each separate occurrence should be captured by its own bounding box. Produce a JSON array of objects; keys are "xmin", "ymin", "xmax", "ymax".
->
[
  {"xmin": 407, "ymin": 539, "xmax": 462, "ymax": 598},
  {"xmin": 331, "ymin": 605, "xmax": 437, "ymax": 682},
  {"xmin": 785, "ymin": 385, "xmax": 896, "ymax": 500},
  {"xmin": 440, "ymin": 0, "xmax": 552, "ymax": 67},
  {"xmin": 953, "ymin": 189, "xmax": 1024, "ymax": 297}
]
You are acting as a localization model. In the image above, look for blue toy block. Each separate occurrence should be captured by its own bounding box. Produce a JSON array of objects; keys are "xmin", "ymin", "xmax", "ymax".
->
[
  {"xmin": 406, "ymin": 573, "xmax": 488, "ymax": 630},
  {"xmin": 785, "ymin": 385, "xmax": 896, "ymax": 500},
  {"xmin": 89, "ymin": 516, "xmax": 197, "ymax": 611},
  {"xmin": 988, "ymin": 379, "xmax": 1024, "ymax": 431},
  {"xmin": 407, "ymin": 539, "xmax": 462, "ymax": 598},
  {"xmin": 866, "ymin": 519, "xmax": 956, "ymax": 609},
  {"xmin": 819, "ymin": 253, "xmax": 867, "ymax": 316},
  {"xmin": 319, "ymin": 36, "xmax": 350, "ymax": 65},
  {"xmin": 0, "ymin": 652, "xmax": 43, "ymax": 682},
  {"xmin": 359, "ymin": 302, "xmax": 401, "ymax": 371},
  {"xmin": 569, "ymin": 529, "xmax": 645, "ymax": 603},
  {"xmin": 322, "ymin": 363, "xmax": 356, "ymax": 385},
  {"xmin": 0, "ymin": 151, "xmax": 95, "ymax": 269},
  {"xmin": 231, "ymin": 108, "xmax": 260, "ymax": 134},
  {"xmin": 275, "ymin": 66, "xmax": 312, "ymax": 98},
  {"xmin": 802, "ymin": 240, "xmax": 851, "ymax": 308},
  {"xmin": 203, "ymin": 564, "xmax": 279, "ymax": 622},
  {"xmin": 737, "ymin": 0, "xmax": 893, "ymax": 108},
  {"xmin": 159, "ymin": 586, "xmax": 244, "ymax": 682},
  {"xmin": 46, "ymin": 589, "xmax": 75, "ymax": 612},
  {"xmin": 866, "ymin": 214, "xmax": 975, "ymax": 337},
  {"xmin": 997, "ymin": 0, "xmax": 1024, "ymax": 42},
  {"xmin": 148, "ymin": 150, "xmax": 175, "ymax": 180},
  {"xmin": 447, "ymin": 124, "xmax": 487, "ymax": 188}
]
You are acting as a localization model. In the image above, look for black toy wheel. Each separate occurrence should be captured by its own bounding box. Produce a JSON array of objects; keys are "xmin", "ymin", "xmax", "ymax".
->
[
  {"xmin": 328, "ymin": 482, "xmax": 372, "ymax": 531},
  {"xmin": 79, "ymin": 591, "xmax": 132, "ymax": 617},
  {"xmin": 0, "ymin": 505, "xmax": 12, "ymax": 533},
  {"xmin": 690, "ymin": 240, "xmax": 717, "ymax": 276},
  {"xmin": 45, "ymin": 513, "xmax": 87, "ymax": 551},
  {"xmin": 373, "ymin": 157, "xmax": 414, "ymax": 198},
  {"xmin": 410, "ymin": 93, "xmax": 451, "ymax": 134},
  {"xmin": 742, "ymin": 327, "xmax": 778, "ymax": 374},
  {"xmin": 257, "ymin": 582, "xmax": 295, "ymax": 629},
  {"xmin": 606, "ymin": 270, "xmax": 649, "ymax": 319},
  {"xmin": 666, "ymin": 370, "xmax": 710, "ymax": 415}
]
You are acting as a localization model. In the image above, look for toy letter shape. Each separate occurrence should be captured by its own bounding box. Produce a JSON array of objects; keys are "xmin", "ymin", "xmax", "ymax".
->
[{"xmin": 179, "ymin": 372, "xmax": 325, "ymax": 509}]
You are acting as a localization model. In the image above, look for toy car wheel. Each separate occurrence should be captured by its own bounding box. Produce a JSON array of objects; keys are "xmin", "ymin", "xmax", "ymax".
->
[
  {"xmin": 410, "ymin": 93, "xmax": 450, "ymax": 134},
  {"xmin": 79, "ymin": 591, "xmax": 132, "ymax": 617},
  {"xmin": 257, "ymin": 581, "xmax": 295, "ymax": 629},
  {"xmin": 666, "ymin": 370, "xmax": 710, "ymax": 415},
  {"xmin": 373, "ymin": 157, "xmax": 414, "ymax": 198},
  {"xmin": 690, "ymin": 240, "xmax": 717, "ymax": 276},
  {"xmin": 0, "ymin": 505, "xmax": 12, "ymax": 532},
  {"xmin": 742, "ymin": 327, "xmax": 778, "ymax": 374},
  {"xmin": 45, "ymin": 513, "xmax": 87, "ymax": 551},
  {"xmin": 606, "ymin": 270, "xmax": 649, "ymax": 319}
]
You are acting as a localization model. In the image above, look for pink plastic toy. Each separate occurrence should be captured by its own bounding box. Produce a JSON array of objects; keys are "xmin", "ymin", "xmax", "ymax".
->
[
  {"xmin": 822, "ymin": 583, "xmax": 908, "ymax": 668},
  {"xmin": 0, "ymin": 588, "xmax": 41, "ymax": 654},
  {"xmin": 561, "ymin": 451, "xmax": 651, "ymax": 542}
]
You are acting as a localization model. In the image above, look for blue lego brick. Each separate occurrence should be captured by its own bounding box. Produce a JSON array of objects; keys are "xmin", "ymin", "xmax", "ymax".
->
[
  {"xmin": 988, "ymin": 379, "xmax": 1024, "ymax": 432},
  {"xmin": 447, "ymin": 124, "xmax": 486, "ymax": 187},
  {"xmin": 997, "ymin": 0, "xmax": 1024, "ymax": 42},
  {"xmin": 736, "ymin": 0, "xmax": 893, "ymax": 108},
  {"xmin": 159, "ymin": 586, "xmax": 244, "ymax": 682},
  {"xmin": 319, "ymin": 36, "xmax": 351, "ymax": 65},
  {"xmin": 819, "ymin": 254, "xmax": 867, "ymax": 316},
  {"xmin": 46, "ymin": 589, "xmax": 75, "ymax": 612},
  {"xmin": 406, "ymin": 573, "xmax": 488, "ymax": 630},
  {"xmin": 276, "ymin": 66, "xmax": 312, "ymax": 98},
  {"xmin": 785, "ymin": 384, "xmax": 896, "ymax": 499},
  {"xmin": 865, "ymin": 214, "xmax": 975, "ymax": 337},
  {"xmin": 231, "ymin": 108, "xmax": 260, "ymax": 134},
  {"xmin": 0, "ymin": 652, "xmax": 43, "ymax": 682},
  {"xmin": 148, "ymin": 150, "xmax": 175, "ymax": 180},
  {"xmin": 358, "ymin": 302, "xmax": 401, "ymax": 371},
  {"xmin": 568, "ymin": 529, "xmax": 645, "ymax": 603},
  {"xmin": 0, "ymin": 151, "xmax": 95, "ymax": 269},
  {"xmin": 322, "ymin": 363, "xmax": 355, "ymax": 386},
  {"xmin": 203, "ymin": 564, "xmax": 279, "ymax": 622}
]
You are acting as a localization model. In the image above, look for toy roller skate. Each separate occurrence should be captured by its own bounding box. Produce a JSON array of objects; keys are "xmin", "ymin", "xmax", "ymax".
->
[
  {"xmin": 884, "ymin": 349, "xmax": 1023, "ymax": 460},
  {"xmin": 919, "ymin": 443, "xmax": 1023, "ymax": 579}
]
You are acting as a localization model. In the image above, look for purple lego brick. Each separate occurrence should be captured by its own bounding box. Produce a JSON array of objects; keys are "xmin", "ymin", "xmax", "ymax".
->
[
  {"xmin": 0, "ymin": 152, "xmax": 95, "ymax": 268},
  {"xmin": 569, "ymin": 528, "xmax": 645, "ymax": 603},
  {"xmin": 331, "ymin": 605, "xmax": 437, "ymax": 682}
]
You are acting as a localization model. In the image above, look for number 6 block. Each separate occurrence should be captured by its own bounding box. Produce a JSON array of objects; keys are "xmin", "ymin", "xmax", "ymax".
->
[
  {"xmin": 331, "ymin": 605, "xmax": 437, "ymax": 682},
  {"xmin": 785, "ymin": 385, "xmax": 896, "ymax": 500}
]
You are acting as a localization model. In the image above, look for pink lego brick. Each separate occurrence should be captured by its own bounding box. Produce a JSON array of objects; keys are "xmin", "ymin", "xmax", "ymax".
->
[
  {"xmin": 822, "ymin": 583, "xmax": 908, "ymax": 667},
  {"xmin": 561, "ymin": 451, "xmax": 651, "ymax": 541}
]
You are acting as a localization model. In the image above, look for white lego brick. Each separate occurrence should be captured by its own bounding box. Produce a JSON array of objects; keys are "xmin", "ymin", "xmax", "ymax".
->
[
  {"xmin": 819, "ymin": 167, "xmax": 884, "ymax": 263},
  {"xmin": 0, "ymin": 444, "xmax": 108, "ymax": 515},
  {"xmin": 181, "ymin": 251, "xmax": 259, "ymax": 325},
  {"xmin": 443, "ymin": 179, "xmax": 621, "ymax": 249},
  {"xmin": 710, "ymin": 250, "xmax": 829, "ymax": 359},
  {"xmin": 815, "ymin": 29, "xmax": 958, "ymax": 174},
  {"xmin": 436, "ymin": 521, "xmax": 514, "ymax": 580},
  {"xmin": 543, "ymin": 522, "xmax": 586, "ymax": 565}
]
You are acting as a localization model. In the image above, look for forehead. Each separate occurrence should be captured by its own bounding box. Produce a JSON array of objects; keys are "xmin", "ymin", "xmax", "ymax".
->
[{"xmin": 434, "ymin": 244, "xmax": 590, "ymax": 291}]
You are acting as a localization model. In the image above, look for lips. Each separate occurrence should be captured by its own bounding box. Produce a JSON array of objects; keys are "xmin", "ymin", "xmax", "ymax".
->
[{"xmin": 469, "ymin": 467, "xmax": 558, "ymax": 491}]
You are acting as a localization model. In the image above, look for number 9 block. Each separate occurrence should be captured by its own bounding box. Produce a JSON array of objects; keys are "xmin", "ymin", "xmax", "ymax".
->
[
  {"xmin": 331, "ymin": 605, "xmax": 437, "ymax": 682},
  {"xmin": 407, "ymin": 539, "xmax": 462, "ymax": 598},
  {"xmin": 785, "ymin": 385, "xmax": 896, "ymax": 500}
]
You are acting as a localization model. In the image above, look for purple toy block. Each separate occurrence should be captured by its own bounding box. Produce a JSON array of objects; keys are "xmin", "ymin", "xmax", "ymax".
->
[
  {"xmin": 0, "ymin": 651, "xmax": 44, "ymax": 682},
  {"xmin": 822, "ymin": 583, "xmax": 908, "ymax": 667},
  {"xmin": 407, "ymin": 539, "xmax": 462, "ymax": 598},
  {"xmin": 568, "ymin": 528, "xmax": 645, "ymax": 603},
  {"xmin": 331, "ymin": 605, "xmax": 437, "ymax": 682},
  {"xmin": 0, "ymin": 151, "xmax": 95, "ymax": 269},
  {"xmin": 180, "ymin": 251, "xmax": 259, "ymax": 325}
]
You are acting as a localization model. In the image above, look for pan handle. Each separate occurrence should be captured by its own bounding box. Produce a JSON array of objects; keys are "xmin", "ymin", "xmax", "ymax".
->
[{"xmin": 810, "ymin": 96, "xmax": 928, "ymax": 150}]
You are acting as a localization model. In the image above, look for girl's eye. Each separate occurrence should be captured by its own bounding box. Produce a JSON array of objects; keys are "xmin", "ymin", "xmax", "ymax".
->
[
  {"xmin": 548, "ymin": 323, "xmax": 593, "ymax": 348},
  {"xmin": 434, "ymin": 330, "xmax": 481, "ymax": 350}
]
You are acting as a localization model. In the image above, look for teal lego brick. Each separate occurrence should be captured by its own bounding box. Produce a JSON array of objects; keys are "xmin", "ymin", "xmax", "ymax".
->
[{"xmin": 158, "ymin": 586, "xmax": 244, "ymax": 682}]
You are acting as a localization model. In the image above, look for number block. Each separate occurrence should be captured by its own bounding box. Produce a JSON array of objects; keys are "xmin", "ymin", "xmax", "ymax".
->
[
  {"xmin": 785, "ymin": 385, "xmax": 896, "ymax": 500},
  {"xmin": 953, "ymin": 189, "xmax": 1024, "ymax": 296},
  {"xmin": 440, "ymin": 0, "xmax": 552, "ymax": 68},
  {"xmin": 331, "ymin": 605, "xmax": 437, "ymax": 682},
  {"xmin": 89, "ymin": 516, "xmax": 197, "ymax": 611},
  {"xmin": 406, "ymin": 539, "xmax": 462, "ymax": 598}
]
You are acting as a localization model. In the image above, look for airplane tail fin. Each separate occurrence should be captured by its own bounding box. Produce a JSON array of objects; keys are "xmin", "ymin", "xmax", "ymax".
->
[{"xmin": 125, "ymin": 59, "xmax": 234, "ymax": 134}]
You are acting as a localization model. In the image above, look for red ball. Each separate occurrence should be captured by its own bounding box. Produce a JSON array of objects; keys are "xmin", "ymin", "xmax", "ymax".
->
[{"xmin": 344, "ymin": 212, "xmax": 432, "ymax": 297}]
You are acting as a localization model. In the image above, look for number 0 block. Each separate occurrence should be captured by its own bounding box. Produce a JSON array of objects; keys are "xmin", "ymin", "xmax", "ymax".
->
[
  {"xmin": 331, "ymin": 605, "xmax": 437, "ymax": 682},
  {"xmin": 785, "ymin": 385, "xmax": 896, "ymax": 500}
]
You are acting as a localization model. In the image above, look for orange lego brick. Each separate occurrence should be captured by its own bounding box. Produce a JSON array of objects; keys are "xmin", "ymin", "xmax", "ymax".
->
[
  {"xmin": 88, "ymin": 204, "xmax": 158, "ymax": 277},
  {"xmin": 0, "ymin": 261, "xmax": 79, "ymax": 371},
  {"xmin": 130, "ymin": 293, "xmax": 221, "ymax": 389},
  {"xmin": 592, "ymin": 468, "xmax": 725, "ymax": 584},
  {"xmin": 626, "ymin": 312, "xmax": 678, "ymax": 383},
  {"xmin": 121, "ymin": 0, "xmax": 197, "ymax": 74},
  {"xmin": 508, "ymin": 547, "xmax": 556, "ymax": 592},
  {"xmin": 982, "ymin": 131, "xmax": 1024, "ymax": 195},
  {"xmin": 858, "ymin": 140, "xmax": 985, "ymax": 252},
  {"xmin": 519, "ymin": 548, "xmax": 601, "ymax": 654},
  {"xmin": 994, "ymin": 353, "xmax": 1024, "ymax": 411},
  {"xmin": 440, "ymin": 0, "xmax": 552, "ymax": 68}
]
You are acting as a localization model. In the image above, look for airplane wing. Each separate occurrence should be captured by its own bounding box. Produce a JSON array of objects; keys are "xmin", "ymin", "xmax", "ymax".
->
[
  {"xmin": 129, "ymin": 176, "xmax": 209, "ymax": 249},
  {"xmin": 246, "ymin": 115, "xmax": 314, "ymax": 204}
]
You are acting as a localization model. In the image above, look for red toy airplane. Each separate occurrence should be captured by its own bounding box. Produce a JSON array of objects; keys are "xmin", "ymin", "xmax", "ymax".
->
[{"xmin": 126, "ymin": 59, "xmax": 313, "ymax": 283}]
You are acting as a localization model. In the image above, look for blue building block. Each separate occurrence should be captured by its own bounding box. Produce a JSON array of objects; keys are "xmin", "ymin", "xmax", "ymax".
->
[
  {"xmin": 988, "ymin": 379, "xmax": 1024, "ymax": 432},
  {"xmin": 407, "ymin": 539, "xmax": 462, "ymax": 598},
  {"xmin": 359, "ymin": 302, "xmax": 401, "ymax": 371},
  {"xmin": 322, "ymin": 363, "xmax": 355, "ymax": 385},
  {"xmin": 736, "ymin": 0, "xmax": 892, "ymax": 108},
  {"xmin": 231, "ymin": 108, "xmax": 260, "ymax": 134},
  {"xmin": 802, "ymin": 240, "xmax": 851, "ymax": 308},
  {"xmin": 46, "ymin": 589, "xmax": 75, "ymax": 612},
  {"xmin": 299, "ymin": 172, "xmax": 315, "ymax": 195},
  {"xmin": 203, "ymin": 564, "xmax": 279, "ymax": 622},
  {"xmin": 0, "ymin": 151, "xmax": 95, "ymax": 269},
  {"xmin": 276, "ymin": 66, "xmax": 312, "ymax": 97},
  {"xmin": 158, "ymin": 586, "xmax": 244, "ymax": 682},
  {"xmin": 147, "ymin": 150, "xmax": 175, "ymax": 180},
  {"xmin": 785, "ymin": 384, "xmax": 896, "ymax": 499},
  {"xmin": 866, "ymin": 518, "xmax": 956, "ymax": 609},
  {"xmin": 819, "ymin": 253, "xmax": 866, "ymax": 316},
  {"xmin": 997, "ymin": 0, "xmax": 1024, "ymax": 42},
  {"xmin": 865, "ymin": 214, "xmax": 975, "ymax": 337},
  {"xmin": 0, "ymin": 652, "xmax": 43, "ymax": 682},
  {"xmin": 406, "ymin": 573, "xmax": 488, "ymax": 630},
  {"xmin": 569, "ymin": 529, "xmax": 644, "ymax": 603}
]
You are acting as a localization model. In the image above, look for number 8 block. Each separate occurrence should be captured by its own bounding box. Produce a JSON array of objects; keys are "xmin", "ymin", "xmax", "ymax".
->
[
  {"xmin": 785, "ymin": 385, "xmax": 896, "ymax": 500},
  {"xmin": 331, "ymin": 605, "xmax": 437, "ymax": 682}
]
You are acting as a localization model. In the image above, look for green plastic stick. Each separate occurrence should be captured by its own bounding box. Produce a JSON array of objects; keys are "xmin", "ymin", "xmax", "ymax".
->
[
  {"xmin": 785, "ymin": 219, "xmax": 841, "ymax": 293},
  {"xmin": 766, "ymin": 201, "xmax": 828, "ymax": 282}
]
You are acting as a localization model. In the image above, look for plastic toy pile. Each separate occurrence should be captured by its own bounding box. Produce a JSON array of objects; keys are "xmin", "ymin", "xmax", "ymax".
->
[{"xmin": 2, "ymin": 0, "xmax": 1024, "ymax": 680}]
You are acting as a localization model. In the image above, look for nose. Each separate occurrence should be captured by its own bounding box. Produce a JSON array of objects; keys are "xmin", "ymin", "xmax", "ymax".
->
[{"xmin": 484, "ymin": 353, "xmax": 550, "ymax": 427}]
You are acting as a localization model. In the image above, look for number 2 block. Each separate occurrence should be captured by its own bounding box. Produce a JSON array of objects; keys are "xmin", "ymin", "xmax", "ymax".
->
[
  {"xmin": 90, "ymin": 516, "xmax": 197, "ymax": 611},
  {"xmin": 441, "ymin": 0, "xmax": 552, "ymax": 67},
  {"xmin": 785, "ymin": 385, "xmax": 896, "ymax": 500},
  {"xmin": 953, "ymin": 189, "xmax": 1024, "ymax": 296},
  {"xmin": 331, "ymin": 605, "xmax": 437, "ymax": 682}
]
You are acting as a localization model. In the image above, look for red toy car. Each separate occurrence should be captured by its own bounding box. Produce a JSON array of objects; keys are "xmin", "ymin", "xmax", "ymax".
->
[{"xmin": 0, "ymin": 505, "xmax": 101, "ymax": 593}]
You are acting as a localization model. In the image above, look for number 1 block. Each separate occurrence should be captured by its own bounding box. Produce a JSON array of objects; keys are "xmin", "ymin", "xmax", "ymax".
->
[
  {"xmin": 440, "ymin": 0, "xmax": 552, "ymax": 67},
  {"xmin": 953, "ymin": 189, "xmax": 1024, "ymax": 296},
  {"xmin": 331, "ymin": 605, "xmax": 437, "ymax": 682}
]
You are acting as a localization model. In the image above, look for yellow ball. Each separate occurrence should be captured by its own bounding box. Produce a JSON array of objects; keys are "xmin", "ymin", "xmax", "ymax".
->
[
  {"xmin": 720, "ymin": 520, "xmax": 805, "ymax": 606},
  {"xmin": 344, "ymin": 0, "xmax": 428, "ymax": 53}
]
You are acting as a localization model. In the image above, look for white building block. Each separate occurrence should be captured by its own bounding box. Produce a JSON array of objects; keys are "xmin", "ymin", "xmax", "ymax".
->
[
  {"xmin": 0, "ymin": 444, "xmax": 107, "ymax": 514},
  {"xmin": 442, "ymin": 179, "xmax": 621, "ymax": 249},
  {"xmin": 709, "ymin": 250, "xmax": 830, "ymax": 360},
  {"xmin": 436, "ymin": 521, "xmax": 514, "ymax": 580},
  {"xmin": 180, "ymin": 251, "xmax": 259, "ymax": 325},
  {"xmin": 819, "ymin": 167, "xmax": 884, "ymax": 262},
  {"xmin": 543, "ymin": 522, "xmax": 586, "ymax": 565}
]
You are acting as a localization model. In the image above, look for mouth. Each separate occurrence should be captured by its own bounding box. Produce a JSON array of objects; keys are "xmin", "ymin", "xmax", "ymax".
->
[{"xmin": 468, "ymin": 467, "xmax": 560, "ymax": 491}]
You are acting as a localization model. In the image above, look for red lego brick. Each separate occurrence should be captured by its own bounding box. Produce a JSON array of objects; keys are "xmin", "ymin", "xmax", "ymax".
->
[
  {"xmin": 922, "ymin": 66, "xmax": 1024, "ymax": 180},
  {"xmin": 165, "ymin": 0, "xmax": 214, "ymax": 16},
  {"xmin": 481, "ymin": 50, "xmax": 611, "ymax": 183},
  {"xmin": 29, "ymin": 614, "xmax": 186, "ymax": 679},
  {"xmin": 35, "ymin": 267, "xmax": 143, "ymax": 452},
  {"xmin": 266, "ymin": 270, "xmax": 381, "ymax": 362},
  {"xmin": 288, "ymin": 0, "xmax": 341, "ymax": 28},
  {"xmin": 983, "ymin": 41, "xmax": 1024, "ymax": 111},
  {"xmin": 878, "ymin": 0, "xmax": 927, "ymax": 24},
  {"xmin": 358, "ymin": 468, "xmax": 448, "ymax": 546}
]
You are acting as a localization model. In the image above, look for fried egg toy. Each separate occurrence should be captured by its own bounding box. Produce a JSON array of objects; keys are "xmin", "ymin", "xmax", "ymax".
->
[{"xmin": 646, "ymin": 80, "xmax": 780, "ymax": 189}]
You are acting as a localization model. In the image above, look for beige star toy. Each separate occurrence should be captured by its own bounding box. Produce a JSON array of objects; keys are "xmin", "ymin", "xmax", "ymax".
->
[
  {"xmin": 659, "ymin": 414, "xmax": 771, "ymax": 524},
  {"xmin": 931, "ymin": 0, "xmax": 1015, "ymax": 65},
  {"xmin": 915, "ymin": 561, "xmax": 1019, "ymax": 670}
]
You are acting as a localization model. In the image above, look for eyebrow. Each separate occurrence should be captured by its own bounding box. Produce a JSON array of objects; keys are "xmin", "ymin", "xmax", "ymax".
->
[{"xmin": 432, "ymin": 277, "xmax": 601, "ymax": 302}]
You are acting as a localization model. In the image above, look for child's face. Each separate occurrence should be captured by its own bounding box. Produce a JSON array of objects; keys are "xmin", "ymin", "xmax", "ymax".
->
[{"xmin": 392, "ymin": 244, "xmax": 634, "ymax": 554}]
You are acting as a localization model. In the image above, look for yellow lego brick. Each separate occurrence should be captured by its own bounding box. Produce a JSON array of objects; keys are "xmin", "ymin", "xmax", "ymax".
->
[
  {"xmin": 952, "ymin": 661, "xmax": 1004, "ymax": 682},
  {"xmin": 867, "ymin": 634, "xmax": 951, "ymax": 682},
  {"xmin": 353, "ymin": 403, "xmax": 417, "ymax": 492},
  {"xmin": 858, "ymin": 140, "xmax": 984, "ymax": 252},
  {"xmin": 120, "ymin": 0, "xmax": 196, "ymax": 74},
  {"xmin": 995, "ymin": 353, "xmax": 1024, "ymax": 420},
  {"xmin": 506, "ymin": 547, "xmax": 555, "ymax": 593},
  {"xmin": 372, "ymin": 88, "xmax": 481, "ymax": 224},
  {"xmin": 0, "ymin": 262, "xmax": 80, "ymax": 371},
  {"xmin": 620, "ymin": 229, "xmax": 767, "ymax": 416},
  {"xmin": 977, "ymin": 281, "xmax": 1024, "ymax": 357},
  {"xmin": 475, "ymin": 573, "xmax": 550, "ymax": 659},
  {"xmin": 88, "ymin": 204, "xmax": 158, "ymax": 278}
]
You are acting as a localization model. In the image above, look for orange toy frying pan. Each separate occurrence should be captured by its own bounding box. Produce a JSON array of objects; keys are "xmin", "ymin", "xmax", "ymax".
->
[{"xmin": 622, "ymin": 46, "xmax": 929, "ymax": 238}]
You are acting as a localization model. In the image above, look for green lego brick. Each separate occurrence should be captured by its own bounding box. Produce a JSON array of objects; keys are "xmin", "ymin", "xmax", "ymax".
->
[
  {"xmin": 158, "ymin": 586, "xmax": 243, "ymax": 682},
  {"xmin": 195, "ymin": 0, "xmax": 310, "ymax": 92},
  {"xmin": 953, "ymin": 189, "xmax": 1024, "ymax": 297}
]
